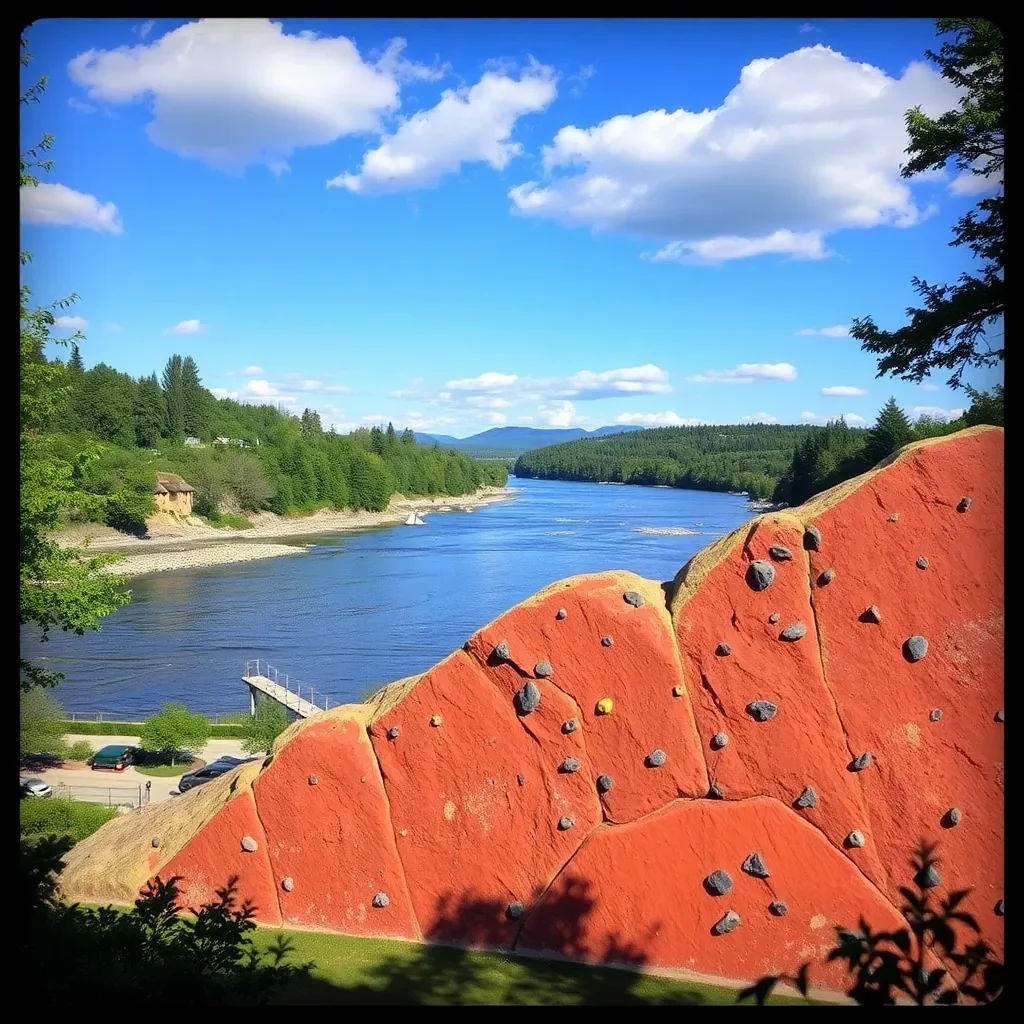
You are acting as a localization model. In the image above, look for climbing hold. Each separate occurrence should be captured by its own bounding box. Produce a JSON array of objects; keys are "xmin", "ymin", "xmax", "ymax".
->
[
  {"xmin": 904, "ymin": 636, "xmax": 929, "ymax": 662},
  {"xmin": 818, "ymin": 568, "xmax": 835, "ymax": 586},
  {"xmin": 646, "ymin": 749, "xmax": 667, "ymax": 768},
  {"xmin": 556, "ymin": 608, "xmax": 567, "ymax": 620},
  {"xmin": 596, "ymin": 774, "xmax": 615, "ymax": 793},
  {"xmin": 558, "ymin": 816, "xmax": 575, "ymax": 831},
  {"xmin": 372, "ymin": 891, "xmax": 390, "ymax": 908},
  {"xmin": 780, "ymin": 623, "xmax": 807, "ymax": 642},
  {"xmin": 742, "ymin": 853, "xmax": 770, "ymax": 879},
  {"xmin": 994, "ymin": 899, "xmax": 1004, "ymax": 917},
  {"xmin": 705, "ymin": 869, "xmax": 733, "ymax": 895},
  {"xmin": 601, "ymin": 635, "xmax": 614, "ymax": 648},
  {"xmin": 308, "ymin": 775, "xmax": 319, "ymax": 785},
  {"xmin": 768, "ymin": 613, "xmax": 780, "ymax": 624},
  {"xmin": 712, "ymin": 732, "xmax": 729, "ymax": 750},
  {"xmin": 562, "ymin": 719, "xmax": 578, "ymax": 734},
  {"xmin": 768, "ymin": 545, "xmax": 793, "ymax": 561},
  {"xmin": 150, "ymin": 837, "xmax": 160, "ymax": 849},
  {"xmin": 887, "ymin": 512, "xmax": 900, "ymax": 522},
  {"xmin": 672, "ymin": 684, "xmax": 686, "ymax": 698},
  {"xmin": 861, "ymin": 605, "xmax": 882, "ymax": 624},
  {"xmin": 507, "ymin": 902, "xmax": 524, "ymax": 920},
  {"xmin": 623, "ymin": 591, "xmax": 645, "ymax": 608},
  {"xmin": 995, "ymin": 709, "xmax": 1004, "ymax": 723},
  {"xmin": 387, "ymin": 725, "xmax": 401, "ymax": 740},
  {"xmin": 943, "ymin": 807, "xmax": 963, "ymax": 828},
  {"xmin": 804, "ymin": 525, "xmax": 822, "ymax": 551},
  {"xmin": 769, "ymin": 900, "xmax": 789, "ymax": 917},
  {"xmin": 916, "ymin": 557, "xmax": 929, "ymax": 570},
  {"xmin": 493, "ymin": 640, "xmax": 511, "ymax": 662},
  {"xmin": 957, "ymin": 496, "xmax": 972, "ymax": 513},
  {"xmin": 850, "ymin": 752, "xmax": 872, "ymax": 772},
  {"xmin": 560, "ymin": 757, "xmax": 581, "ymax": 774},
  {"xmin": 794, "ymin": 786, "xmax": 818, "ymax": 810},
  {"xmin": 846, "ymin": 830, "xmax": 866, "ymax": 849},
  {"xmin": 917, "ymin": 864, "xmax": 941, "ymax": 889},
  {"xmin": 430, "ymin": 714, "xmax": 443, "ymax": 727},
  {"xmin": 707, "ymin": 783, "xmax": 724, "ymax": 799},
  {"xmin": 282, "ymin": 877, "xmax": 294, "ymax": 893},
  {"xmin": 516, "ymin": 774, "xmax": 526, "ymax": 786},
  {"xmin": 596, "ymin": 697, "xmax": 614, "ymax": 715},
  {"xmin": 241, "ymin": 836, "xmax": 258, "ymax": 853},
  {"xmin": 516, "ymin": 682, "xmax": 542, "ymax": 714},
  {"xmin": 929, "ymin": 708, "xmax": 943, "ymax": 722},
  {"xmin": 746, "ymin": 700, "xmax": 778, "ymax": 722},
  {"xmin": 534, "ymin": 660, "xmax": 554, "ymax": 678},
  {"xmin": 713, "ymin": 910, "xmax": 741, "ymax": 935},
  {"xmin": 715, "ymin": 642, "xmax": 732, "ymax": 657},
  {"xmin": 746, "ymin": 560, "xmax": 775, "ymax": 591}
]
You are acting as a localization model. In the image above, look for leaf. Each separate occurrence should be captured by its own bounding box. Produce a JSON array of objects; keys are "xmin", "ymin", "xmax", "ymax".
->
[
  {"xmin": 737, "ymin": 976, "xmax": 779, "ymax": 1005},
  {"xmin": 795, "ymin": 962, "xmax": 810, "ymax": 997},
  {"xmin": 948, "ymin": 910, "xmax": 980, "ymax": 931},
  {"xmin": 934, "ymin": 989, "xmax": 959, "ymax": 1004},
  {"xmin": 944, "ymin": 888, "xmax": 970, "ymax": 911},
  {"xmin": 889, "ymin": 928, "xmax": 912, "ymax": 954}
]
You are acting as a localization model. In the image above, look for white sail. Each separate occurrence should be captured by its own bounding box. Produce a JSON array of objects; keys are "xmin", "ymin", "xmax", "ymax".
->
[{"xmin": 405, "ymin": 513, "xmax": 417, "ymax": 525}]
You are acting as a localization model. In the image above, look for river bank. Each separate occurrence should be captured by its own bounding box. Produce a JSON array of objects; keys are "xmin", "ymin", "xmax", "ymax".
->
[{"xmin": 51, "ymin": 486, "xmax": 512, "ymax": 578}]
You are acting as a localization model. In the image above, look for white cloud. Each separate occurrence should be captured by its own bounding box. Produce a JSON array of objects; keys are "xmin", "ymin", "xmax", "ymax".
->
[
  {"xmin": 443, "ymin": 364, "xmax": 670, "ymax": 402},
  {"xmin": 949, "ymin": 155, "xmax": 1003, "ymax": 197},
  {"xmin": 917, "ymin": 382, "xmax": 941, "ymax": 392},
  {"xmin": 446, "ymin": 371, "xmax": 519, "ymax": 392},
  {"xmin": 688, "ymin": 362, "xmax": 797, "ymax": 384},
  {"xmin": 799, "ymin": 23, "xmax": 821, "ymax": 33},
  {"xmin": 68, "ymin": 96, "xmax": 97, "ymax": 113},
  {"xmin": 210, "ymin": 387, "xmax": 237, "ymax": 400},
  {"xmin": 568, "ymin": 64, "xmax": 596, "ymax": 98},
  {"xmin": 329, "ymin": 62, "xmax": 557, "ymax": 194},
  {"xmin": 20, "ymin": 182, "xmax": 123, "ymax": 234},
  {"xmin": 798, "ymin": 324, "xmax": 850, "ymax": 337},
  {"xmin": 821, "ymin": 385, "xmax": 867, "ymax": 396},
  {"xmin": 54, "ymin": 315, "xmax": 88, "ymax": 330},
  {"xmin": 613, "ymin": 411, "xmax": 707, "ymax": 426},
  {"xmin": 913, "ymin": 405, "xmax": 966, "ymax": 421},
  {"xmin": 485, "ymin": 412, "xmax": 508, "ymax": 425},
  {"xmin": 646, "ymin": 230, "xmax": 826, "ymax": 264},
  {"xmin": 800, "ymin": 410, "xmax": 867, "ymax": 426},
  {"xmin": 242, "ymin": 365, "xmax": 263, "ymax": 375},
  {"xmin": 509, "ymin": 45, "xmax": 959, "ymax": 262},
  {"xmin": 739, "ymin": 412, "xmax": 781, "ymax": 423},
  {"xmin": 67, "ymin": 20, "xmax": 439, "ymax": 173},
  {"xmin": 136, "ymin": 20, "xmax": 155, "ymax": 39},
  {"xmin": 537, "ymin": 400, "xmax": 586, "ymax": 427},
  {"xmin": 163, "ymin": 319, "xmax": 204, "ymax": 335}
]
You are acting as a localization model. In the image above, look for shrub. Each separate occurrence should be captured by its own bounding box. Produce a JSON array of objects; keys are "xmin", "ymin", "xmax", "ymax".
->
[
  {"xmin": 63, "ymin": 740, "xmax": 95, "ymax": 762},
  {"xmin": 57, "ymin": 720, "xmax": 247, "ymax": 738},
  {"xmin": 242, "ymin": 700, "xmax": 289, "ymax": 755},
  {"xmin": 139, "ymin": 703, "xmax": 211, "ymax": 765},
  {"xmin": 20, "ymin": 798, "xmax": 118, "ymax": 844},
  {"xmin": 105, "ymin": 489, "xmax": 156, "ymax": 533},
  {"xmin": 21, "ymin": 689, "xmax": 67, "ymax": 756}
]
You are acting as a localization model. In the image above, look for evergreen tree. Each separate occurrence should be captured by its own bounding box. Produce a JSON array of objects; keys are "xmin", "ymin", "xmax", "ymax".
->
[
  {"xmin": 385, "ymin": 421, "xmax": 397, "ymax": 451},
  {"xmin": 180, "ymin": 356, "xmax": 206, "ymax": 437},
  {"xmin": 161, "ymin": 354, "xmax": 185, "ymax": 438},
  {"xmin": 133, "ymin": 373, "xmax": 166, "ymax": 447},
  {"xmin": 400, "ymin": 427, "xmax": 415, "ymax": 446},
  {"xmin": 68, "ymin": 343, "xmax": 84, "ymax": 375},
  {"xmin": 299, "ymin": 408, "xmax": 322, "ymax": 438},
  {"xmin": 863, "ymin": 398, "xmax": 914, "ymax": 467}
]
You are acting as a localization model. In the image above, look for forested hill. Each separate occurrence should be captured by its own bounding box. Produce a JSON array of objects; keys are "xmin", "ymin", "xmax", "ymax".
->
[{"xmin": 512, "ymin": 424, "xmax": 832, "ymax": 500}]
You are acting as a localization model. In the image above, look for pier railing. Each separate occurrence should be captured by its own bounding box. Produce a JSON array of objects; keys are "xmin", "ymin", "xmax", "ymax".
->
[{"xmin": 243, "ymin": 659, "xmax": 334, "ymax": 714}]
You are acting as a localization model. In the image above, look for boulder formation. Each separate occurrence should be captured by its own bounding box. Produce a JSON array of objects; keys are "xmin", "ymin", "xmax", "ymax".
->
[{"xmin": 58, "ymin": 427, "xmax": 1003, "ymax": 997}]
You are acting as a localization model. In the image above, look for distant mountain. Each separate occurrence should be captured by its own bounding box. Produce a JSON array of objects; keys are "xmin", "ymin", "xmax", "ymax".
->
[
  {"xmin": 415, "ymin": 425, "xmax": 644, "ymax": 449},
  {"xmin": 413, "ymin": 432, "xmax": 461, "ymax": 446}
]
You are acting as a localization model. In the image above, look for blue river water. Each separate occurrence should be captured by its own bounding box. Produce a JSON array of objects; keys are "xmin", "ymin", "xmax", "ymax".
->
[{"xmin": 22, "ymin": 477, "xmax": 756, "ymax": 718}]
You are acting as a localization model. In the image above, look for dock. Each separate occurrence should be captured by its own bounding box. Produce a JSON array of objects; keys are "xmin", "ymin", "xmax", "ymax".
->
[{"xmin": 242, "ymin": 659, "xmax": 331, "ymax": 719}]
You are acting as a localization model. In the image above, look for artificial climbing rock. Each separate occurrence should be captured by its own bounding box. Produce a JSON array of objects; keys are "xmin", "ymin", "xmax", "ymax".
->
[
  {"xmin": 850, "ymin": 752, "xmax": 872, "ymax": 771},
  {"xmin": 151, "ymin": 837, "xmax": 160, "ymax": 848},
  {"xmin": 558, "ymin": 816, "xmax": 575, "ymax": 831},
  {"xmin": 768, "ymin": 545, "xmax": 793, "ymax": 561},
  {"xmin": 534, "ymin": 660, "xmax": 554, "ymax": 678},
  {"xmin": 623, "ymin": 591, "xmax": 645, "ymax": 608},
  {"xmin": 804, "ymin": 525, "xmax": 822, "ymax": 551},
  {"xmin": 862, "ymin": 605, "xmax": 882, "ymax": 624},
  {"xmin": 768, "ymin": 613, "xmax": 780, "ymax": 624},
  {"xmin": 779, "ymin": 623, "xmax": 807, "ymax": 642},
  {"xmin": 713, "ymin": 911, "xmax": 741, "ymax": 935},
  {"xmin": 929, "ymin": 708, "xmax": 943, "ymax": 722},
  {"xmin": 944, "ymin": 807, "xmax": 963, "ymax": 828},
  {"xmin": 430, "ymin": 714, "xmax": 443, "ymax": 727},
  {"xmin": 562, "ymin": 719, "xmax": 578, "ymax": 734},
  {"xmin": 596, "ymin": 774, "xmax": 614, "ymax": 793},
  {"xmin": 712, "ymin": 732, "xmax": 729, "ymax": 750},
  {"xmin": 742, "ymin": 853, "xmax": 770, "ymax": 879},
  {"xmin": 601, "ymin": 635, "xmax": 614, "ymax": 647},
  {"xmin": 819, "ymin": 569, "xmax": 835, "ymax": 586},
  {"xmin": 556, "ymin": 608, "xmax": 567, "ymax": 620},
  {"xmin": 957, "ymin": 497, "xmax": 972, "ymax": 513},
  {"xmin": 904, "ymin": 635, "xmax": 928, "ymax": 662},
  {"xmin": 745, "ymin": 560, "xmax": 775, "ymax": 592},
  {"xmin": 746, "ymin": 700, "xmax": 778, "ymax": 722},
  {"xmin": 492, "ymin": 641, "xmax": 511, "ymax": 662},
  {"xmin": 560, "ymin": 757, "xmax": 581, "ymax": 774},
  {"xmin": 768, "ymin": 900, "xmax": 788, "ymax": 917},
  {"xmin": 646, "ymin": 749, "xmax": 667, "ymax": 768},
  {"xmin": 282, "ymin": 877, "xmax": 294, "ymax": 892},
  {"xmin": 715, "ymin": 643, "xmax": 732, "ymax": 657},
  {"xmin": 795, "ymin": 786, "xmax": 817, "ymax": 810},
  {"xmin": 916, "ymin": 557, "xmax": 929, "ymax": 570},
  {"xmin": 596, "ymin": 697, "xmax": 613, "ymax": 715},
  {"xmin": 241, "ymin": 835, "xmax": 259, "ymax": 853},
  {"xmin": 372, "ymin": 891, "xmax": 390, "ymax": 908},
  {"xmin": 387, "ymin": 726, "xmax": 401, "ymax": 740},
  {"xmin": 507, "ymin": 902, "xmax": 524, "ymax": 919},
  {"xmin": 516, "ymin": 682, "xmax": 542, "ymax": 714},
  {"xmin": 846, "ymin": 831, "xmax": 866, "ymax": 849}
]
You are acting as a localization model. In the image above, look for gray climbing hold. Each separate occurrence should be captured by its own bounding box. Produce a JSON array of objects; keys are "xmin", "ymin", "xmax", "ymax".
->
[
  {"xmin": 768, "ymin": 613, "xmax": 780, "ymax": 624},
  {"xmin": 944, "ymin": 807, "xmax": 963, "ymax": 828},
  {"xmin": 819, "ymin": 568, "xmax": 835, "ymax": 586},
  {"xmin": 372, "ymin": 891, "xmax": 390, "ymax": 908},
  {"xmin": 151, "ymin": 837, "xmax": 160, "ymax": 849},
  {"xmin": 507, "ymin": 902, "xmax": 524, "ymax": 920},
  {"xmin": 596, "ymin": 774, "xmax": 615, "ymax": 793},
  {"xmin": 623, "ymin": 591, "xmax": 645, "ymax": 608},
  {"xmin": 493, "ymin": 640, "xmax": 511, "ymax": 661},
  {"xmin": 308, "ymin": 774, "xmax": 319, "ymax": 785},
  {"xmin": 929, "ymin": 708, "xmax": 943, "ymax": 722},
  {"xmin": 746, "ymin": 560, "xmax": 776, "ymax": 591},
  {"xmin": 715, "ymin": 642, "xmax": 732, "ymax": 657},
  {"xmin": 556, "ymin": 608, "xmax": 567, "ymax": 620},
  {"xmin": 862, "ymin": 605, "xmax": 882, "ymax": 624},
  {"xmin": 646, "ymin": 749, "xmax": 667, "ymax": 768},
  {"xmin": 887, "ymin": 513, "xmax": 900, "ymax": 522},
  {"xmin": 712, "ymin": 732, "xmax": 729, "ymax": 750},
  {"xmin": 705, "ymin": 869, "xmax": 734, "ymax": 895},
  {"xmin": 534, "ymin": 660, "xmax": 554, "ymax": 678},
  {"xmin": 601, "ymin": 635, "xmax": 614, "ymax": 648},
  {"xmin": 795, "ymin": 786, "xmax": 818, "ymax": 810},
  {"xmin": 516, "ymin": 681, "xmax": 541, "ymax": 714},
  {"xmin": 282, "ymin": 877, "xmax": 294, "ymax": 893},
  {"xmin": 994, "ymin": 898, "xmax": 1004, "ymax": 917},
  {"xmin": 387, "ymin": 725, "xmax": 400, "ymax": 740},
  {"xmin": 846, "ymin": 830, "xmax": 866, "ymax": 848},
  {"xmin": 713, "ymin": 910, "xmax": 741, "ymax": 935},
  {"xmin": 780, "ymin": 623, "xmax": 807, "ymax": 642},
  {"xmin": 516, "ymin": 773, "xmax": 526, "ymax": 786},
  {"xmin": 904, "ymin": 636, "xmax": 928, "ymax": 662},
  {"xmin": 957, "ymin": 497, "xmax": 972, "ymax": 514},
  {"xmin": 768, "ymin": 545, "xmax": 793, "ymax": 561},
  {"xmin": 560, "ymin": 757, "xmax": 581, "ymax": 774},
  {"xmin": 747, "ymin": 700, "xmax": 778, "ymax": 722},
  {"xmin": 916, "ymin": 556, "xmax": 929, "ymax": 570},
  {"xmin": 430, "ymin": 714, "xmax": 443, "ymax": 727},
  {"xmin": 708, "ymin": 783, "xmax": 724, "ymax": 800},
  {"xmin": 558, "ymin": 816, "xmax": 575, "ymax": 831},
  {"xmin": 562, "ymin": 719, "xmax": 578, "ymax": 734},
  {"xmin": 241, "ymin": 836, "xmax": 258, "ymax": 853},
  {"xmin": 769, "ymin": 900, "xmax": 788, "ymax": 917},
  {"xmin": 804, "ymin": 525, "xmax": 822, "ymax": 551},
  {"xmin": 850, "ymin": 752, "xmax": 872, "ymax": 772},
  {"xmin": 742, "ymin": 853, "xmax": 770, "ymax": 879},
  {"xmin": 917, "ymin": 864, "xmax": 941, "ymax": 889},
  {"xmin": 995, "ymin": 709, "xmax": 1004, "ymax": 723}
]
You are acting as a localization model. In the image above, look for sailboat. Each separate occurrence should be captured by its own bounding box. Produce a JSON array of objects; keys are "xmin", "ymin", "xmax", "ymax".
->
[{"xmin": 404, "ymin": 512, "xmax": 426, "ymax": 526}]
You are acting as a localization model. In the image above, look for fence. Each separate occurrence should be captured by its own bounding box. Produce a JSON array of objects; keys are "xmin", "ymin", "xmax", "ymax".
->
[
  {"xmin": 52, "ymin": 782, "xmax": 145, "ymax": 809},
  {"xmin": 66, "ymin": 712, "xmax": 245, "ymax": 725},
  {"xmin": 243, "ymin": 659, "xmax": 334, "ymax": 714}
]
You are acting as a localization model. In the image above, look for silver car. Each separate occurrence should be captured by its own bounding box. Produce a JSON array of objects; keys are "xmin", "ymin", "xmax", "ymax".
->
[{"xmin": 21, "ymin": 777, "xmax": 52, "ymax": 798}]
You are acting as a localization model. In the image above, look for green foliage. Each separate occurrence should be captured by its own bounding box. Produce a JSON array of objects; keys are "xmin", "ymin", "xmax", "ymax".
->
[
  {"xmin": 863, "ymin": 397, "xmax": 915, "ymax": 467},
  {"xmin": 21, "ymin": 798, "xmax": 117, "ymax": 844},
  {"xmin": 105, "ymin": 488, "xmax": 157, "ymax": 532},
  {"xmin": 209, "ymin": 512, "xmax": 255, "ymax": 530},
  {"xmin": 21, "ymin": 688, "xmax": 67, "ymax": 755},
  {"xmin": 64, "ymin": 740, "xmax": 95, "ymax": 761},
  {"xmin": 738, "ymin": 841, "xmax": 1003, "ymax": 1005},
  {"xmin": 851, "ymin": 20, "xmax": 1003, "ymax": 388},
  {"xmin": 134, "ymin": 372, "xmax": 166, "ymax": 447},
  {"xmin": 963, "ymin": 383, "xmax": 1003, "ymax": 426},
  {"xmin": 772, "ymin": 417, "xmax": 868, "ymax": 506},
  {"xmin": 242, "ymin": 700, "xmax": 290, "ymax": 755},
  {"xmin": 139, "ymin": 703, "xmax": 212, "ymax": 765},
  {"xmin": 57, "ymin": 719, "xmax": 248, "ymax": 738}
]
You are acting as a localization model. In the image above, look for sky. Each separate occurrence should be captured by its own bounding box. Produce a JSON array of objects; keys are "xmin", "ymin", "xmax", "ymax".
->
[{"xmin": 20, "ymin": 18, "xmax": 1003, "ymax": 438}]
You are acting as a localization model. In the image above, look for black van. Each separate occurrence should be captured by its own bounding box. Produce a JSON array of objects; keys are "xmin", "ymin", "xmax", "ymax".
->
[{"xmin": 177, "ymin": 756, "xmax": 256, "ymax": 793}]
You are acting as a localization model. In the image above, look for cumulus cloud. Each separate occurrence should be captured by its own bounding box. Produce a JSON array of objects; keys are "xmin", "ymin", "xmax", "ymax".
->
[
  {"xmin": 163, "ymin": 319, "xmax": 204, "ymax": 335},
  {"xmin": 798, "ymin": 324, "xmax": 850, "ymax": 337},
  {"xmin": 913, "ymin": 405, "xmax": 965, "ymax": 421},
  {"xmin": 739, "ymin": 412, "xmax": 781, "ymax": 423},
  {"xmin": 20, "ymin": 182, "xmax": 123, "ymax": 234},
  {"xmin": 485, "ymin": 412, "xmax": 508, "ymax": 425},
  {"xmin": 821, "ymin": 384, "xmax": 867, "ymax": 396},
  {"xmin": 800, "ymin": 410, "xmax": 867, "ymax": 426},
  {"xmin": 647, "ymin": 230, "xmax": 826, "ymax": 265},
  {"xmin": 136, "ymin": 20, "xmax": 155, "ymax": 39},
  {"xmin": 537, "ymin": 400, "xmax": 586, "ymax": 427},
  {"xmin": 688, "ymin": 362, "xmax": 797, "ymax": 384},
  {"xmin": 509, "ymin": 45, "xmax": 959, "ymax": 261},
  {"xmin": 568, "ymin": 64, "xmax": 596, "ymax": 98},
  {"xmin": 613, "ymin": 411, "xmax": 706, "ymax": 426},
  {"xmin": 54, "ymin": 315, "xmax": 88, "ymax": 330},
  {"xmin": 328, "ymin": 62, "xmax": 557, "ymax": 193},
  {"xmin": 67, "ymin": 20, "xmax": 440, "ymax": 173},
  {"xmin": 242, "ymin": 365, "xmax": 263, "ymax": 375},
  {"xmin": 443, "ymin": 364, "xmax": 670, "ymax": 402},
  {"xmin": 799, "ymin": 23, "xmax": 821, "ymax": 34}
]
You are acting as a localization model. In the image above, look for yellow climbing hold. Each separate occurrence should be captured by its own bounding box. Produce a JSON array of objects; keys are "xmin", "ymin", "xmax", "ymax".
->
[
  {"xmin": 672, "ymin": 685, "xmax": 685, "ymax": 698},
  {"xmin": 596, "ymin": 697, "xmax": 614, "ymax": 715},
  {"xmin": 430, "ymin": 714, "xmax": 443, "ymax": 727}
]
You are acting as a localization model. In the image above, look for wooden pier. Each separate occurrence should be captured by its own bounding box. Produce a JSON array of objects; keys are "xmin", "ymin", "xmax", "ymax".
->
[{"xmin": 242, "ymin": 659, "xmax": 331, "ymax": 719}]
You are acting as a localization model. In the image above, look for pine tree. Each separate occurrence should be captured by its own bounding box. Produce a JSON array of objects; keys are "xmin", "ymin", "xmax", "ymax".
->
[
  {"xmin": 134, "ymin": 373, "xmax": 166, "ymax": 447},
  {"xmin": 180, "ymin": 356, "xmax": 206, "ymax": 437},
  {"xmin": 68, "ymin": 343, "xmax": 84, "ymax": 374},
  {"xmin": 161, "ymin": 354, "xmax": 185, "ymax": 438},
  {"xmin": 863, "ymin": 398, "xmax": 914, "ymax": 467},
  {"xmin": 386, "ymin": 421, "xmax": 397, "ymax": 451},
  {"xmin": 300, "ymin": 408, "xmax": 322, "ymax": 439}
]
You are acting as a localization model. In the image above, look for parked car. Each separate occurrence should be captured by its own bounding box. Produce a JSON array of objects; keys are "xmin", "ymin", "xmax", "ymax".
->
[
  {"xmin": 20, "ymin": 777, "xmax": 52, "ymax": 798},
  {"xmin": 177, "ymin": 756, "xmax": 256, "ymax": 793},
  {"xmin": 90, "ymin": 744, "xmax": 136, "ymax": 772}
]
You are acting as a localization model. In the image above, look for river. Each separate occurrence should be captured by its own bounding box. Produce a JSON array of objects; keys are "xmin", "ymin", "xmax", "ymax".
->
[{"xmin": 22, "ymin": 477, "xmax": 756, "ymax": 718}]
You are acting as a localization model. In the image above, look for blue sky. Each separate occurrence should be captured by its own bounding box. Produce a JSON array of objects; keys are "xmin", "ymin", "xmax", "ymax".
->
[{"xmin": 21, "ymin": 18, "xmax": 1003, "ymax": 437}]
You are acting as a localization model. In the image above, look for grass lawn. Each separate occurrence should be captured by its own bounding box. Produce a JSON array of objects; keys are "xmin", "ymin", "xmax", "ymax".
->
[
  {"xmin": 133, "ymin": 763, "xmax": 192, "ymax": 777},
  {"xmin": 21, "ymin": 798, "xmax": 118, "ymax": 844}
]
